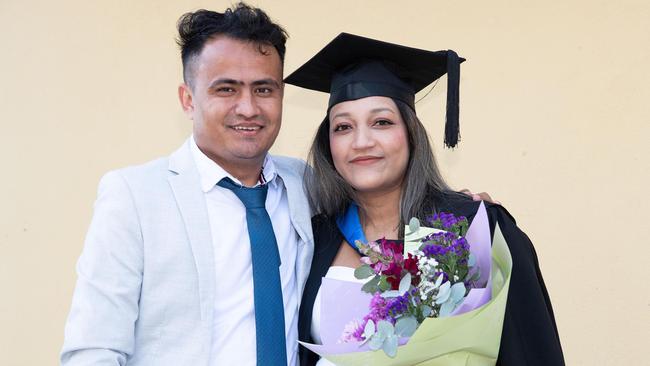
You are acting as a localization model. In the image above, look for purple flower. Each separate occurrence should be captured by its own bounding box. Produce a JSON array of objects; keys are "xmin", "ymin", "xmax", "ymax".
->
[{"xmin": 387, "ymin": 292, "xmax": 411, "ymax": 316}]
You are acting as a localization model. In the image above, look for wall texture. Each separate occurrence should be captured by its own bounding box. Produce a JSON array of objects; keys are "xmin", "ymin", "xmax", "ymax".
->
[{"xmin": 1, "ymin": 0, "xmax": 648, "ymax": 364}]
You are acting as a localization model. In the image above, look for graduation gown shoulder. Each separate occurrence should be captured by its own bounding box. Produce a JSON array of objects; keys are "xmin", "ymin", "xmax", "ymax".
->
[{"xmin": 298, "ymin": 193, "xmax": 565, "ymax": 366}]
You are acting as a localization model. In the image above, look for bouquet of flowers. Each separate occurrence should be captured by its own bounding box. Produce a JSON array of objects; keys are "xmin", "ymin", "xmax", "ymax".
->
[{"xmin": 300, "ymin": 202, "xmax": 513, "ymax": 366}]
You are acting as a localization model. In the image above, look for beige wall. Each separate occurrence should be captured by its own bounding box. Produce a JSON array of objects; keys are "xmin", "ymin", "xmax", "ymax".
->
[{"xmin": 1, "ymin": 0, "xmax": 648, "ymax": 364}]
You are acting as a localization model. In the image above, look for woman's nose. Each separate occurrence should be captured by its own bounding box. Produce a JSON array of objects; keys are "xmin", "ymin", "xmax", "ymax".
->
[{"xmin": 351, "ymin": 127, "xmax": 375, "ymax": 149}]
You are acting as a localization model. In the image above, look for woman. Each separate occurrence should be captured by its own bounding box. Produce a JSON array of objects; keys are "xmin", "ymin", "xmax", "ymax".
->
[{"xmin": 285, "ymin": 33, "xmax": 564, "ymax": 365}]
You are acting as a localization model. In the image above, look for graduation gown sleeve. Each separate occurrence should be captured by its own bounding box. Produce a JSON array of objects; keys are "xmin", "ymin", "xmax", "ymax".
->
[{"xmin": 488, "ymin": 204, "xmax": 565, "ymax": 365}]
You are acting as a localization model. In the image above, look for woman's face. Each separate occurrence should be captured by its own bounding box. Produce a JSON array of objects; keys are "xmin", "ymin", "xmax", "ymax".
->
[{"xmin": 329, "ymin": 96, "xmax": 410, "ymax": 195}]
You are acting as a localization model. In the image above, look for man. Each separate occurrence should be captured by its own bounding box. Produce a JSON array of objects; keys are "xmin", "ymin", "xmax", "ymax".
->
[{"xmin": 61, "ymin": 3, "xmax": 312, "ymax": 365}]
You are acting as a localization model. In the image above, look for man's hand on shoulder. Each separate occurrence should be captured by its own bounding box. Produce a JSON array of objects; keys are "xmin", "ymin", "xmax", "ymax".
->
[{"xmin": 460, "ymin": 189, "xmax": 501, "ymax": 205}]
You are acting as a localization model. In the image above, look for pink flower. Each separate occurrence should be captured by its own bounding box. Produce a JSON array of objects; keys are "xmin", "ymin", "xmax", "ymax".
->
[
  {"xmin": 379, "ymin": 239, "xmax": 404, "ymax": 262},
  {"xmin": 339, "ymin": 319, "xmax": 365, "ymax": 343}
]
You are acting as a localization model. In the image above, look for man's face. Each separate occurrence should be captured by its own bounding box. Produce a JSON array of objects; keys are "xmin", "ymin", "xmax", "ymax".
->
[{"xmin": 180, "ymin": 36, "xmax": 283, "ymax": 175}]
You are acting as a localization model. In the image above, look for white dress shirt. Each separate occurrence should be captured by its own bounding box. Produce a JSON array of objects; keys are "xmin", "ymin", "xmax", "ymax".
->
[{"xmin": 190, "ymin": 138, "xmax": 299, "ymax": 366}]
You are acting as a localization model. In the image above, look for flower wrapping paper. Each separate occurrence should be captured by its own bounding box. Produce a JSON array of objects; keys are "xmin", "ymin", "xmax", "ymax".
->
[{"xmin": 300, "ymin": 202, "xmax": 513, "ymax": 365}]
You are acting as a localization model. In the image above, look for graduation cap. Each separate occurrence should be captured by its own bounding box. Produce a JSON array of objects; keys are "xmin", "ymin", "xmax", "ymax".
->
[{"xmin": 284, "ymin": 32, "xmax": 465, "ymax": 148}]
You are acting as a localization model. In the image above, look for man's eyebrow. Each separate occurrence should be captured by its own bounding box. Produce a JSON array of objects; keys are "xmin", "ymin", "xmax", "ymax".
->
[
  {"xmin": 251, "ymin": 79, "xmax": 281, "ymax": 88},
  {"xmin": 208, "ymin": 78, "xmax": 242, "ymax": 88},
  {"xmin": 208, "ymin": 78, "xmax": 281, "ymax": 89}
]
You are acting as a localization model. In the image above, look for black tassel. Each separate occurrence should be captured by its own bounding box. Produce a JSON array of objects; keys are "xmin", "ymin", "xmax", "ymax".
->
[{"xmin": 445, "ymin": 50, "xmax": 461, "ymax": 148}]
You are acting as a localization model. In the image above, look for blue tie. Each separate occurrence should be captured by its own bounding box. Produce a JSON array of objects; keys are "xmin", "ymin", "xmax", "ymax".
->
[{"xmin": 217, "ymin": 177, "xmax": 287, "ymax": 366}]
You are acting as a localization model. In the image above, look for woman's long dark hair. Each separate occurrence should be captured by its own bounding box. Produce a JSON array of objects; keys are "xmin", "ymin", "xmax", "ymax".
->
[{"xmin": 305, "ymin": 98, "xmax": 452, "ymax": 227}]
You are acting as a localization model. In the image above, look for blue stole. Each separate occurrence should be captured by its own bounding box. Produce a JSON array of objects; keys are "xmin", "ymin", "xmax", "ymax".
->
[{"xmin": 335, "ymin": 202, "xmax": 367, "ymax": 251}]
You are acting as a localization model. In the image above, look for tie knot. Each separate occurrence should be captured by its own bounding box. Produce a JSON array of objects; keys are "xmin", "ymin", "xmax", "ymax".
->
[{"xmin": 217, "ymin": 177, "xmax": 268, "ymax": 209}]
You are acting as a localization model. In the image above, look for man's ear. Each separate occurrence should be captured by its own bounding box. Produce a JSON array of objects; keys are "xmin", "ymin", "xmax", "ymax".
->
[{"xmin": 178, "ymin": 83, "xmax": 194, "ymax": 119}]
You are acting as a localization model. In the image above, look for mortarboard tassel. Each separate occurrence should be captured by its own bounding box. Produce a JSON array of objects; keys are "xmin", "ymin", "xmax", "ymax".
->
[{"xmin": 445, "ymin": 50, "xmax": 461, "ymax": 148}]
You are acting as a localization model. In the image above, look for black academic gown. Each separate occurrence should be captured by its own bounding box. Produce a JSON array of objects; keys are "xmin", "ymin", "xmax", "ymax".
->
[{"xmin": 298, "ymin": 193, "xmax": 565, "ymax": 366}]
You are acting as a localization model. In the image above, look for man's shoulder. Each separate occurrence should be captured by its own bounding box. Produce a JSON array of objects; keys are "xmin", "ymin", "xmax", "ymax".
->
[
  {"xmin": 104, "ymin": 156, "xmax": 170, "ymax": 184},
  {"xmin": 270, "ymin": 155, "xmax": 307, "ymax": 169},
  {"xmin": 270, "ymin": 155, "xmax": 308, "ymax": 181}
]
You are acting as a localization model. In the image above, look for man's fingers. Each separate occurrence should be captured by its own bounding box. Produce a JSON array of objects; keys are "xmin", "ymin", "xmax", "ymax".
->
[
  {"xmin": 459, "ymin": 189, "xmax": 501, "ymax": 205},
  {"xmin": 475, "ymin": 191, "xmax": 501, "ymax": 205}
]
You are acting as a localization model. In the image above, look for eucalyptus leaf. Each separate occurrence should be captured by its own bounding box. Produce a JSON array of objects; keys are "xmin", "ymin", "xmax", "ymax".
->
[
  {"xmin": 364, "ymin": 319, "xmax": 376, "ymax": 338},
  {"xmin": 381, "ymin": 290, "xmax": 400, "ymax": 298},
  {"xmin": 361, "ymin": 275, "xmax": 381, "ymax": 293},
  {"xmin": 394, "ymin": 316, "xmax": 418, "ymax": 337},
  {"xmin": 468, "ymin": 253, "xmax": 476, "ymax": 267},
  {"xmin": 382, "ymin": 334, "xmax": 399, "ymax": 358},
  {"xmin": 368, "ymin": 333, "xmax": 384, "ymax": 350},
  {"xmin": 435, "ymin": 281, "xmax": 451, "ymax": 304},
  {"xmin": 377, "ymin": 320, "xmax": 394, "ymax": 335},
  {"xmin": 407, "ymin": 217, "xmax": 420, "ymax": 235},
  {"xmin": 450, "ymin": 282, "xmax": 466, "ymax": 303},
  {"xmin": 439, "ymin": 299, "xmax": 456, "ymax": 317},
  {"xmin": 354, "ymin": 265, "xmax": 375, "ymax": 279},
  {"xmin": 378, "ymin": 276, "xmax": 391, "ymax": 291},
  {"xmin": 421, "ymin": 305, "xmax": 432, "ymax": 317},
  {"xmin": 434, "ymin": 273, "xmax": 444, "ymax": 288},
  {"xmin": 369, "ymin": 321, "xmax": 391, "ymax": 350},
  {"xmin": 398, "ymin": 273, "xmax": 412, "ymax": 294}
]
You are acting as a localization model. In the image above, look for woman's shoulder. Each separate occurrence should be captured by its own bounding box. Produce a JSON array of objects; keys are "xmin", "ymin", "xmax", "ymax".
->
[
  {"xmin": 433, "ymin": 191, "xmax": 519, "ymax": 229},
  {"xmin": 311, "ymin": 213, "xmax": 343, "ymax": 247},
  {"xmin": 311, "ymin": 213, "xmax": 336, "ymax": 231}
]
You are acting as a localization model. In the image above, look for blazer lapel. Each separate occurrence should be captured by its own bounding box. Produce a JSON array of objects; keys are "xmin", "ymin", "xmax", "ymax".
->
[
  {"xmin": 274, "ymin": 158, "xmax": 314, "ymax": 299},
  {"xmin": 167, "ymin": 140, "xmax": 215, "ymax": 325}
]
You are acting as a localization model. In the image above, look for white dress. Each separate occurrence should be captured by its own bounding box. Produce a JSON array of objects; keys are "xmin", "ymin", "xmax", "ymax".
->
[{"xmin": 310, "ymin": 266, "xmax": 367, "ymax": 366}]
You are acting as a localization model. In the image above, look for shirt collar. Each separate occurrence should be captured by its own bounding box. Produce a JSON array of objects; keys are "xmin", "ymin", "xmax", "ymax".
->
[{"xmin": 190, "ymin": 136, "xmax": 279, "ymax": 193}]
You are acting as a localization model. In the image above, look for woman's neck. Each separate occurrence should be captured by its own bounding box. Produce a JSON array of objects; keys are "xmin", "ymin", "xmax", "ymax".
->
[{"xmin": 357, "ymin": 186, "xmax": 402, "ymax": 241}]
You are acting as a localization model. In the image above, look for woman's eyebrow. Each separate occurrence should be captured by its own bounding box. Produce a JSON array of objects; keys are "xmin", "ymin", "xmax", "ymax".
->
[
  {"xmin": 370, "ymin": 107, "xmax": 395, "ymax": 114},
  {"xmin": 331, "ymin": 111, "xmax": 351, "ymax": 120}
]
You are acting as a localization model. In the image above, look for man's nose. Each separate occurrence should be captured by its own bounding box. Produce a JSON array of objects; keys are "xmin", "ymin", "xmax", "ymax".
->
[{"xmin": 234, "ymin": 90, "xmax": 260, "ymax": 118}]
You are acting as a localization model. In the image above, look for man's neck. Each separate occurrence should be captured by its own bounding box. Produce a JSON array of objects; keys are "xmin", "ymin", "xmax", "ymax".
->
[
  {"xmin": 197, "ymin": 146, "xmax": 265, "ymax": 187},
  {"xmin": 222, "ymin": 163, "xmax": 264, "ymax": 187}
]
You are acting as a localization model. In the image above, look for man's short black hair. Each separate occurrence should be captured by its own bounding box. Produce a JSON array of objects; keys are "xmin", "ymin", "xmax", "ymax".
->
[{"xmin": 176, "ymin": 2, "xmax": 288, "ymax": 87}]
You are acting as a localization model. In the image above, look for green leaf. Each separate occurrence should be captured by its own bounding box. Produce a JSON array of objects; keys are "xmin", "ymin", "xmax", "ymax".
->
[
  {"xmin": 364, "ymin": 319, "xmax": 376, "ymax": 338},
  {"xmin": 394, "ymin": 316, "xmax": 418, "ymax": 337},
  {"xmin": 381, "ymin": 290, "xmax": 400, "ymax": 298},
  {"xmin": 368, "ymin": 333, "xmax": 384, "ymax": 350},
  {"xmin": 468, "ymin": 253, "xmax": 476, "ymax": 267},
  {"xmin": 421, "ymin": 305, "xmax": 432, "ymax": 318},
  {"xmin": 434, "ymin": 274, "xmax": 444, "ymax": 288},
  {"xmin": 354, "ymin": 264, "xmax": 375, "ymax": 279},
  {"xmin": 369, "ymin": 320, "xmax": 392, "ymax": 351},
  {"xmin": 439, "ymin": 299, "xmax": 456, "ymax": 317},
  {"xmin": 398, "ymin": 273, "xmax": 412, "ymax": 294},
  {"xmin": 435, "ymin": 281, "xmax": 451, "ymax": 304},
  {"xmin": 377, "ymin": 320, "xmax": 394, "ymax": 335},
  {"xmin": 407, "ymin": 217, "xmax": 420, "ymax": 235},
  {"xmin": 361, "ymin": 275, "xmax": 380, "ymax": 293},
  {"xmin": 378, "ymin": 276, "xmax": 391, "ymax": 291},
  {"xmin": 382, "ymin": 334, "xmax": 399, "ymax": 358},
  {"xmin": 450, "ymin": 282, "xmax": 466, "ymax": 303}
]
